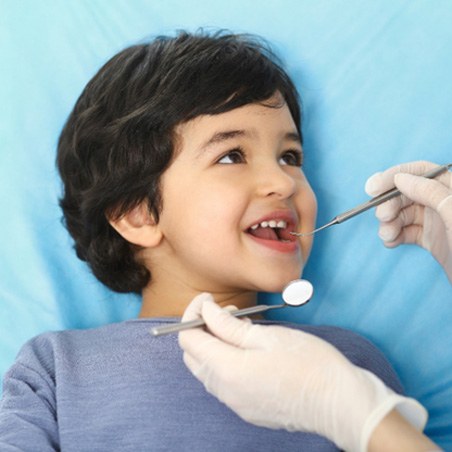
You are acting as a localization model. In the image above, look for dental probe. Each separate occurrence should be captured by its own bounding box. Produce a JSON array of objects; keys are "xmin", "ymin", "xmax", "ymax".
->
[
  {"xmin": 291, "ymin": 163, "xmax": 452, "ymax": 237},
  {"xmin": 150, "ymin": 279, "xmax": 313, "ymax": 337}
]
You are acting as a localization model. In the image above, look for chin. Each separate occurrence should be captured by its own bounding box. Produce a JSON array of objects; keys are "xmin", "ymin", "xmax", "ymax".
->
[{"xmin": 258, "ymin": 268, "xmax": 304, "ymax": 293}]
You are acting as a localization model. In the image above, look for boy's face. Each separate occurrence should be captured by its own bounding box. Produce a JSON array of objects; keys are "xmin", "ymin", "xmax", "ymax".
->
[{"xmin": 153, "ymin": 95, "xmax": 317, "ymax": 295}]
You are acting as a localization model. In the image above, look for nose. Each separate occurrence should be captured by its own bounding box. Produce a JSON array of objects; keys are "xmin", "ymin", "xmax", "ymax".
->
[{"xmin": 255, "ymin": 162, "xmax": 297, "ymax": 199}]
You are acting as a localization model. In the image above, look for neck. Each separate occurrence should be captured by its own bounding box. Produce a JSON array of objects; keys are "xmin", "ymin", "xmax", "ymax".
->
[{"xmin": 138, "ymin": 278, "xmax": 257, "ymax": 318}]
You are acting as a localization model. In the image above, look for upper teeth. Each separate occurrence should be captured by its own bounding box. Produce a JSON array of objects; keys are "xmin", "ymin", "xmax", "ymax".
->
[{"xmin": 250, "ymin": 220, "xmax": 287, "ymax": 230}]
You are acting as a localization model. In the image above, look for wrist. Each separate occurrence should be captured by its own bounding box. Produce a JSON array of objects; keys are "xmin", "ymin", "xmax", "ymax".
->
[
  {"xmin": 368, "ymin": 409, "xmax": 439, "ymax": 452},
  {"xmin": 361, "ymin": 394, "xmax": 428, "ymax": 452},
  {"xmin": 324, "ymin": 367, "xmax": 428, "ymax": 452}
]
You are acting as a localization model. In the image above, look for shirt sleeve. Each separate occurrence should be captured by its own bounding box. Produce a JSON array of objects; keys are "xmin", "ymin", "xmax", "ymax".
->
[{"xmin": 0, "ymin": 336, "xmax": 59, "ymax": 451}]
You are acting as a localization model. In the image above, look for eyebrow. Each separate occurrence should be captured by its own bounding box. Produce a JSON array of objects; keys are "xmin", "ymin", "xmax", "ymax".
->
[
  {"xmin": 199, "ymin": 129, "xmax": 301, "ymax": 154},
  {"xmin": 201, "ymin": 130, "xmax": 247, "ymax": 151},
  {"xmin": 284, "ymin": 131, "xmax": 302, "ymax": 144}
]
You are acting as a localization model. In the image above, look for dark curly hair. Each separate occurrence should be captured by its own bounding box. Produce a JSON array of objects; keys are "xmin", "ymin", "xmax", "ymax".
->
[{"xmin": 57, "ymin": 30, "xmax": 302, "ymax": 294}]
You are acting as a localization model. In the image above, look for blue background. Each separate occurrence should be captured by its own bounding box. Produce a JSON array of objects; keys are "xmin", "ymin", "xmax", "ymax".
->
[{"xmin": 1, "ymin": 0, "xmax": 451, "ymax": 447}]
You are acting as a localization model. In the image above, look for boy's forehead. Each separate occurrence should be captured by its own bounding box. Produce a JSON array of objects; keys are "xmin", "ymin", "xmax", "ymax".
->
[
  {"xmin": 175, "ymin": 104, "xmax": 302, "ymax": 159},
  {"xmin": 175, "ymin": 100, "xmax": 298, "ymax": 147}
]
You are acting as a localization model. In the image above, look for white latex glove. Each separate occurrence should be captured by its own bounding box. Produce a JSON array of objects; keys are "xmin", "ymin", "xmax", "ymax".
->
[
  {"xmin": 365, "ymin": 160, "xmax": 452, "ymax": 283},
  {"xmin": 179, "ymin": 294, "xmax": 427, "ymax": 452}
]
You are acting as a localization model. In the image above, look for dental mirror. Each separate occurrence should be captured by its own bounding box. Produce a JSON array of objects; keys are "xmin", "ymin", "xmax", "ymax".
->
[
  {"xmin": 282, "ymin": 279, "xmax": 314, "ymax": 306},
  {"xmin": 150, "ymin": 279, "xmax": 314, "ymax": 336}
]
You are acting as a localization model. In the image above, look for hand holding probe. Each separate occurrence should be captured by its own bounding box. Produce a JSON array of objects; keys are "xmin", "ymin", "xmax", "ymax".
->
[{"xmin": 291, "ymin": 163, "xmax": 452, "ymax": 237}]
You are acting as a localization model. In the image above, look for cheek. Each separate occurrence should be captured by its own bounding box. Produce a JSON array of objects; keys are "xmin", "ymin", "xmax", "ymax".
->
[
  {"xmin": 194, "ymin": 191, "xmax": 245, "ymax": 241},
  {"xmin": 161, "ymin": 180, "xmax": 244, "ymax": 243},
  {"xmin": 298, "ymin": 185, "xmax": 318, "ymax": 260},
  {"xmin": 298, "ymin": 183, "xmax": 317, "ymax": 225}
]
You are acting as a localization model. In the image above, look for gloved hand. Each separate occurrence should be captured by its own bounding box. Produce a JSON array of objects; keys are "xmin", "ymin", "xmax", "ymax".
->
[
  {"xmin": 179, "ymin": 294, "xmax": 427, "ymax": 452},
  {"xmin": 365, "ymin": 160, "xmax": 452, "ymax": 283}
]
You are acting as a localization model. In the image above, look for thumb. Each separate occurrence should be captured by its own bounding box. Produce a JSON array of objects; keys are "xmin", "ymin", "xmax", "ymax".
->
[
  {"xmin": 201, "ymin": 301, "xmax": 265, "ymax": 349},
  {"xmin": 364, "ymin": 161, "xmax": 441, "ymax": 197},
  {"xmin": 181, "ymin": 292, "xmax": 215, "ymax": 322},
  {"xmin": 365, "ymin": 171, "xmax": 385, "ymax": 197}
]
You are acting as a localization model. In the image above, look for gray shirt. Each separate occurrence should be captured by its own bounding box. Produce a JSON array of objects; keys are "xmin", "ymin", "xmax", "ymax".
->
[{"xmin": 0, "ymin": 318, "xmax": 404, "ymax": 451}]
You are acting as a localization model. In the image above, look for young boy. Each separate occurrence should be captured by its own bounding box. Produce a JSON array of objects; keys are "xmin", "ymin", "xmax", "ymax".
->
[{"xmin": 0, "ymin": 30, "xmax": 405, "ymax": 451}]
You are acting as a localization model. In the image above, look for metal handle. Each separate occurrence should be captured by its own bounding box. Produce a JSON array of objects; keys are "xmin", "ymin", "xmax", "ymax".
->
[
  {"xmin": 336, "ymin": 163, "xmax": 452, "ymax": 224},
  {"xmin": 150, "ymin": 303, "xmax": 284, "ymax": 337}
]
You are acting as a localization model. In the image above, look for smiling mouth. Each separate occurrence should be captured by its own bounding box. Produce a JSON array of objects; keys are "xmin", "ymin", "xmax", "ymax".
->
[{"xmin": 246, "ymin": 219, "xmax": 296, "ymax": 243}]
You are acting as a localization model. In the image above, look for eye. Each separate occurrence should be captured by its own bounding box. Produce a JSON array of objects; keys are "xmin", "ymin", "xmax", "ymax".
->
[
  {"xmin": 279, "ymin": 149, "xmax": 303, "ymax": 167},
  {"xmin": 217, "ymin": 148, "xmax": 246, "ymax": 164}
]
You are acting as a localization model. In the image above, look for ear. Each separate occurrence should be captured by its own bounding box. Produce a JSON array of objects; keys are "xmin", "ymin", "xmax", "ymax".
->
[{"xmin": 108, "ymin": 203, "xmax": 163, "ymax": 248}]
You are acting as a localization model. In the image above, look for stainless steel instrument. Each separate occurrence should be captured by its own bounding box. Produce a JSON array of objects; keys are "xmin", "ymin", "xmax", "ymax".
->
[
  {"xmin": 150, "ymin": 279, "xmax": 313, "ymax": 337},
  {"xmin": 291, "ymin": 163, "xmax": 452, "ymax": 237}
]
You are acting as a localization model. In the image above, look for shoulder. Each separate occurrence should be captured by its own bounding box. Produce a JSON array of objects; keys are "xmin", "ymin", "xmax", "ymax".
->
[
  {"xmin": 14, "ymin": 321, "xmax": 127, "ymax": 353},
  {"xmin": 5, "ymin": 320, "xmax": 182, "ymax": 388},
  {"xmin": 265, "ymin": 321, "xmax": 404, "ymax": 394},
  {"xmin": 6, "ymin": 322, "xmax": 132, "ymax": 379}
]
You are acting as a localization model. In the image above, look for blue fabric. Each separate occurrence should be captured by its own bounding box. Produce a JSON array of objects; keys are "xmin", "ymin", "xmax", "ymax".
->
[
  {"xmin": 1, "ymin": 1, "xmax": 451, "ymax": 448},
  {"xmin": 0, "ymin": 319, "xmax": 403, "ymax": 451}
]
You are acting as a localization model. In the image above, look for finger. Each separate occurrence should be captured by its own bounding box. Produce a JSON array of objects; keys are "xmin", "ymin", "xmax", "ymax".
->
[
  {"xmin": 394, "ymin": 173, "xmax": 452, "ymax": 228},
  {"xmin": 179, "ymin": 293, "xmax": 219, "ymax": 355},
  {"xmin": 178, "ymin": 322, "xmax": 218, "ymax": 359},
  {"xmin": 178, "ymin": 295, "xmax": 258, "ymax": 393},
  {"xmin": 179, "ymin": 324, "xmax": 238, "ymax": 376},
  {"xmin": 378, "ymin": 204, "xmax": 424, "ymax": 242},
  {"xmin": 181, "ymin": 292, "xmax": 215, "ymax": 322},
  {"xmin": 181, "ymin": 339, "xmax": 243, "ymax": 398},
  {"xmin": 365, "ymin": 161, "xmax": 438, "ymax": 197},
  {"xmin": 374, "ymin": 192, "xmax": 422, "ymax": 222},
  {"xmin": 374, "ymin": 196, "xmax": 406, "ymax": 222},
  {"xmin": 181, "ymin": 329, "xmax": 246, "ymax": 396},
  {"xmin": 223, "ymin": 305, "xmax": 252, "ymax": 324},
  {"xmin": 179, "ymin": 295, "xmax": 241, "ymax": 355},
  {"xmin": 369, "ymin": 166, "xmax": 427, "ymax": 222},
  {"xmin": 201, "ymin": 300, "xmax": 265, "ymax": 349},
  {"xmin": 181, "ymin": 340, "xmax": 236, "ymax": 382},
  {"xmin": 438, "ymin": 195, "xmax": 452, "ymax": 218},
  {"xmin": 182, "ymin": 350, "xmax": 201, "ymax": 375},
  {"xmin": 373, "ymin": 167, "xmax": 451, "ymax": 222},
  {"xmin": 380, "ymin": 225, "xmax": 424, "ymax": 249},
  {"xmin": 378, "ymin": 204, "xmax": 425, "ymax": 243}
]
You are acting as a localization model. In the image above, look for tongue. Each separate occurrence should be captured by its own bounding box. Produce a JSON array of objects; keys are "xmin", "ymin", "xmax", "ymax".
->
[{"xmin": 248, "ymin": 227, "xmax": 279, "ymax": 241}]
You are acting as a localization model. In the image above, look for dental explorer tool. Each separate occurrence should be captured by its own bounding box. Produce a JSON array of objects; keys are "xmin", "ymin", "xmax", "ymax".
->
[
  {"xmin": 150, "ymin": 279, "xmax": 313, "ymax": 337},
  {"xmin": 291, "ymin": 163, "xmax": 452, "ymax": 237}
]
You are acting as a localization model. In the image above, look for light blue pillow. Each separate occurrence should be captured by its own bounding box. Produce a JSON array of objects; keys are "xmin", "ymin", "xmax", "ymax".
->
[{"xmin": 1, "ymin": 1, "xmax": 451, "ymax": 448}]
